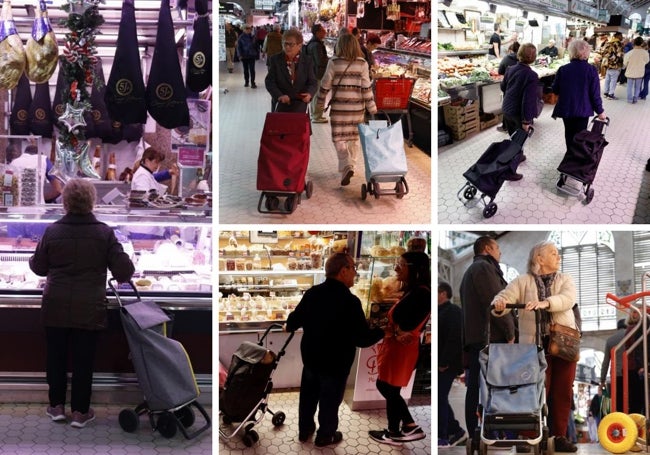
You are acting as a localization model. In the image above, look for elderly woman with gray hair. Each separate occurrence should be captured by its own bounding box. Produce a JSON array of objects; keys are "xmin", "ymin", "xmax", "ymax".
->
[
  {"xmin": 492, "ymin": 241, "xmax": 578, "ymax": 453},
  {"xmin": 551, "ymin": 39, "xmax": 607, "ymax": 155},
  {"xmin": 29, "ymin": 178, "xmax": 135, "ymax": 428}
]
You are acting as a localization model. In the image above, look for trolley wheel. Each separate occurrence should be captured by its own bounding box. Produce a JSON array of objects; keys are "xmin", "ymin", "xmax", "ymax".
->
[
  {"xmin": 463, "ymin": 186, "xmax": 478, "ymax": 200},
  {"xmin": 585, "ymin": 187, "xmax": 595, "ymax": 204},
  {"xmin": 630, "ymin": 413, "xmax": 646, "ymax": 441},
  {"xmin": 305, "ymin": 181, "xmax": 314, "ymax": 199},
  {"xmin": 598, "ymin": 412, "xmax": 638, "ymax": 454},
  {"xmin": 157, "ymin": 412, "xmax": 178, "ymax": 439},
  {"xmin": 284, "ymin": 195, "xmax": 296, "ymax": 212},
  {"xmin": 222, "ymin": 414, "xmax": 232, "ymax": 425},
  {"xmin": 479, "ymin": 439, "xmax": 488, "ymax": 455},
  {"xmin": 557, "ymin": 175, "xmax": 566, "ymax": 188},
  {"xmin": 272, "ymin": 411, "xmax": 286, "ymax": 427},
  {"xmin": 242, "ymin": 433, "xmax": 254, "ymax": 447},
  {"xmin": 373, "ymin": 181, "xmax": 380, "ymax": 199},
  {"xmin": 407, "ymin": 139, "xmax": 414, "ymax": 147},
  {"xmin": 395, "ymin": 181, "xmax": 405, "ymax": 199},
  {"xmin": 118, "ymin": 408, "xmax": 139, "ymax": 433},
  {"xmin": 175, "ymin": 406, "xmax": 195, "ymax": 428},
  {"xmin": 248, "ymin": 429, "xmax": 260, "ymax": 443},
  {"xmin": 265, "ymin": 196, "xmax": 280, "ymax": 211},
  {"xmin": 361, "ymin": 183, "xmax": 368, "ymax": 200},
  {"xmin": 483, "ymin": 202, "xmax": 498, "ymax": 218}
]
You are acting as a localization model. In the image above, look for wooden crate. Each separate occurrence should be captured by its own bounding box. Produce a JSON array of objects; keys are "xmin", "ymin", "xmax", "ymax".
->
[
  {"xmin": 443, "ymin": 103, "xmax": 479, "ymax": 126},
  {"xmin": 480, "ymin": 113, "xmax": 503, "ymax": 130},
  {"xmin": 450, "ymin": 118, "xmax": 480, "ymax": 140}
]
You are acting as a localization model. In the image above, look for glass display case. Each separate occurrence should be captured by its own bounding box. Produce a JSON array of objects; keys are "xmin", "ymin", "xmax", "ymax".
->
[{"xmin": 373, "ymin": 48, "xmax": 431, "ymax": 109}]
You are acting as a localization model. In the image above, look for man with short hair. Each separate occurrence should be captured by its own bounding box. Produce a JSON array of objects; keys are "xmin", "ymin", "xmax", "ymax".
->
[
  {"xmin": 539, "ymin": 39, "xmax": 559, "ymax": 58},
  {"xmin": 459, "ymin": 236, "xmax": 516, "ymax": 439},
  {"xmin": 285, "ymin": 253, "xmax": 383, "ymax": 447},
  {"xmin": 438, "ymin": 282, "xmax": 467, "ymax": 449},
  {"xmin": 224, "ymin": 22, "xmax": 238, "ymax": 73},
  {"xmin": 305, "ymin": 24, "xmax": 329, "ymax": 123}
]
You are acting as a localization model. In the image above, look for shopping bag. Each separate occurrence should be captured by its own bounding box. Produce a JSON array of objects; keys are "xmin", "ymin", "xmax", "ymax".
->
[{"xmin": 358, "ymin": 119, "xmax": 408, "ymax": 175}]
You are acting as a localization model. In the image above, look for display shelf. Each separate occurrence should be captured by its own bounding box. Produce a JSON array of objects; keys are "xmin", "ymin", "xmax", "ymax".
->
[
  {"xmin": 220, "ymin": 269, "xmax": 322, "ymax": 275},
  {"xmin": 438, "ymin": 49, "xmax": 489, "ymax": 57}
]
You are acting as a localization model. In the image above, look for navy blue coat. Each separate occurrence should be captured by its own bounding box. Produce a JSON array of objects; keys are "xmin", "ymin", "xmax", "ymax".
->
[
  {"xmin": 500, "ymin": 63, "xmax": 540, "ymax": 123},
  {"xmin": 551, "ymin": 59, "xmax": 604, "ymax": 119}
]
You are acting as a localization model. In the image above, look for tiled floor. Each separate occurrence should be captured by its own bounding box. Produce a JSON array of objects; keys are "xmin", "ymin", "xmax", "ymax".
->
[
  {"xmin": 438, "ymin": 81, "xmax": 650, "ymax": 224},
  {"xmin": 442, "ymin": 379, "xmax": 636, "ymax": 454},
  {"xmin": 218, "ymin": 60, "xmax": 432, "ymax": 225},
  {"xmin": 0, "ymin": 402, "xmax": 212, "ymax": 454},
  {"xmin": 218, "ymin": 390, "xmax": 431, "ymax": 454}
]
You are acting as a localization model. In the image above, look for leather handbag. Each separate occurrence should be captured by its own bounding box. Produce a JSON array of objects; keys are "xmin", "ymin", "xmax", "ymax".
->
[{"xmin": 548, "ymin": 323, "xmax": 581, "ymax": 362}]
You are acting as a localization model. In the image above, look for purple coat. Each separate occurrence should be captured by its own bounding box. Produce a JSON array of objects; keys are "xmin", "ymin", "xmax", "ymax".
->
[{"xmin": 551, "ymin": 59, "xmax": 604, "ymax": 119}]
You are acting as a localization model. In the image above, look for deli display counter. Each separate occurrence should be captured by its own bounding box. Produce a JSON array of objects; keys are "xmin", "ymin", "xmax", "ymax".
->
[{"xmin": 0, "ymin": 209, "xmax": 212, "ymax": 404}]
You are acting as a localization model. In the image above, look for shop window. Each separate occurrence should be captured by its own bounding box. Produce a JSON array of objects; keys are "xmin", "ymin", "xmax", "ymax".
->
[
  {"xmin": 633, "ymin": 231, "xmax": 650, "ymax": 293},
  {"xmin": 551, "ymin": 231, "xmax": 616, "ymax": 332}
]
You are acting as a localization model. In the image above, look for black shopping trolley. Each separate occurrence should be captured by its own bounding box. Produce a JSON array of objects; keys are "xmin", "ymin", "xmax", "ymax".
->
[{"xmin": 373, "ymin": 77, "xmax": 416, "ymax": 147}]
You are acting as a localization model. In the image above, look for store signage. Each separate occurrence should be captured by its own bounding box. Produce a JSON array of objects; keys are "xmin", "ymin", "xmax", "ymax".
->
[
  {"xmin": 178, "ymin": 147, "xmax": 206, "ymax": 167},
  {"xmin": 219, "ymin": 2, "xmax": 235, "ymax": 13},
  {"xmin": 549, "ymin": 0, "xmax": 569, "ymax": 11},
  {"xmin": 569, "ymin": 0, "xmax": 598, "ymax": 19},
  {"xmin": 250, "ymin": 8, "xmax": 268, "ymax": 15},
  {"xmin": 600, "ymin": 9, "xmax": 610, "ymax": 23}
]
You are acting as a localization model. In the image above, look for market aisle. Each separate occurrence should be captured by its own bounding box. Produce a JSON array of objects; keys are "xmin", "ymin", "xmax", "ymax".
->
[
  {"xmin": 0, "ymin": 402, "xmax": 211, "ymax": 454},
  {"xmin": 218, "ymin": 59, "xmax": 432, "ymax": 225},
  {"xmin": 437, "ymin": 82, "xmax": 650, "ymax": 224},
  {"xmin": 219, "ymin": 390, "xmax": 431, "ymax": 454}
]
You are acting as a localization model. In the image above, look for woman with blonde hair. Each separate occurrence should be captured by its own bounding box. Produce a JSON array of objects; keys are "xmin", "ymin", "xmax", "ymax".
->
[{"xmin": 316, "ymin": 33, "xmax": 377, "ymax": 186}]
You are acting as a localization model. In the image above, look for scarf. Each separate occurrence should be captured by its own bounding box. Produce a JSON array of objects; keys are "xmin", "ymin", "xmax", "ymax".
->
[
  {"xmin": 533, "ymin": 272, "xmax": 556, "ymax": 336},
  {"xmin": 285, "ymin": 53, "xmax": 300, "ymax": 84}
]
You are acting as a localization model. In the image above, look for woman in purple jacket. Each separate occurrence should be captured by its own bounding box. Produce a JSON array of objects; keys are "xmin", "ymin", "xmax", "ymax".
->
[{"xmin": 551, "ymin": 39, "xmax": 607, "ymax": 152}]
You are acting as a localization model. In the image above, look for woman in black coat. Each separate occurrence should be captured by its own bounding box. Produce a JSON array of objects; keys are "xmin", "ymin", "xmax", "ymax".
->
[
  {"xmin": 30, "ymin": 178, "xmax": 134, "ymax": 428},
  {"xmin": 265, "ymin": 29, "xmax": 318, "ymax": 113}
]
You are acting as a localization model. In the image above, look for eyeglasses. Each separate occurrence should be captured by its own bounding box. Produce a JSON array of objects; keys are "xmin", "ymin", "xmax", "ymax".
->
[
  {"xmin": 283, "ymin": 42, "xmax": 299, "ymax": 47},
  {"xmin": 346, "ymin": 264, "xmax": 357, "ymax": 271}
]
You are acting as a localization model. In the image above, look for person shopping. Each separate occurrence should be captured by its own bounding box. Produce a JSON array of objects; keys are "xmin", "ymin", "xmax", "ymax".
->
[
  {"xmin": 265, "ymin": 29, "xmax": 318, "ymax": 113},
  {"xmin": 623, "ymin": 36, "xmax": 649, "ymax": 103},
  {"xmin": 369, "ymin": 252, "xmax": 431, "ymax": 446},
  {"xmin": 315, "ymin": 33, "xmax": 377, "ymax": 186},
  {"xmin": 236, "ymin": 25, "xmax": 258, "ymax": 88},
  {"xmin": 492, "ymin": 241, "xmax": 578, "ymax": 453},
  {"xmin": 29, "ymin": 178, "xmax": 135, "ymax": 427},
  {"xmin": 551, "ymin": 39, "xmax": 606, "ymax": 154}
]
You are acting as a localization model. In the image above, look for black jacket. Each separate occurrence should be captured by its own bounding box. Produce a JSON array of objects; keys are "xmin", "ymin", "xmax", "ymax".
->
[
  {"xmin": 286, "ymin": 278, "xmax": 383, "ymax": 375},
  {"xmin": 439, "ymin": 300, "xmax": 463, "ymax": 374},
  {"xmin": 265, "ymin": 51, "xmax": 318, "ymax": 113},
  {"xmin": 500, "ymin": 62, "xmax": 540, "ymax": 123},
  {"xmin": 459, "ymin": 255, "xmax": 516, "ymax": 347},
  {"xmin": 305, "ymin": 37, "xmax": 329, "ymax": 80},
  {"xmin": 29, "ymin": 213, "xmax": 135, "ymax": 330}
]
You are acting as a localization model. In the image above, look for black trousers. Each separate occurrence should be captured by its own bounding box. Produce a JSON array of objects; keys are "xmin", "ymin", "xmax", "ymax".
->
[
  {"xmin": 562, "ymin": 117, "xmax": 589, "ymax": 152},
  {"xmin": 298, "ymin": 365, "xmax": 348, "ymax": 438},
  {"xmin": 45, "ymin": 327, "xmax": 98, "ymax": 413},
  {"xmin": 376, "ymin": 379, "xmax": 415, "ymax": 433},
  {"xmin": 241, "ymin": 58, "xmax": 256, "ymax": 84}
]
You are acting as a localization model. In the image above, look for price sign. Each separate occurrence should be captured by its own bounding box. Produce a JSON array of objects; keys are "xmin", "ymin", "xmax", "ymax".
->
[{"xmin": 178, "ymin": 147, "xmax": 206, "ymax": 167}]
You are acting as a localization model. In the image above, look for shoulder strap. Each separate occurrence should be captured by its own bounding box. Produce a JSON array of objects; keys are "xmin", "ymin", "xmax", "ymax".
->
[{"xmin": 326, "ymin": 60, "xmax": 355, "ymax": 110}]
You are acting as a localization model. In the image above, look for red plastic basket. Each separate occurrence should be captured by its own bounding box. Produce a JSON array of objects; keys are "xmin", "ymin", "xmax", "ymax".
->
[{"xmin": 374, "ymin": 78, "xmax": 416, "ymax": 110}]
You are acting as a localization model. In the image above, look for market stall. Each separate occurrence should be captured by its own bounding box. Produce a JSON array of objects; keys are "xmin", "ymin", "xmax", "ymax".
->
[{"xmin": 436, "ymin": 0, "xmax": 607, "ymax": 146}]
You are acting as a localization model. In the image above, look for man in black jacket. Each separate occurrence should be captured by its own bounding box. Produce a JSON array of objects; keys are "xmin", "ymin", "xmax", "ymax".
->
[
  {"xmin": 459, "ymin": 236, "xmax": 515, "ymax": 439},
  {"xmin": 438, "ymin": 282, "xmax": 467, "ymax": 448},
  {"xmin": 305, "ymin": 24, "xmax": 329, "ymax": 123},
  {"xmin": 286, "ymin": 252, "xmax": 383, "ymax": 447}
]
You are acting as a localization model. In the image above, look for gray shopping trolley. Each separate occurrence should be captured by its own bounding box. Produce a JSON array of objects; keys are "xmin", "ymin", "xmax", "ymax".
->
[{"xmin": 108, "ymin": 279, "xmax": 211, "ymax": 440}]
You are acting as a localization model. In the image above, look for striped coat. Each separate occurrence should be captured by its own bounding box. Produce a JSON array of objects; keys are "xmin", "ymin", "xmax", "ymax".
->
[{"xmin": 317, "ymin": 57, "xmax": 377, "ymax": 142}]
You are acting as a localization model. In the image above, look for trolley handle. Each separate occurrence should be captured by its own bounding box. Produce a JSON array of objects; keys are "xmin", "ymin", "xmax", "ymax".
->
[
  {"xmin": 489, "ymin": 303, "xmax": 543, "ymax": 347},
  {"xmin": 259, "ymin": 323, "xmax": 296, "ymax": 358},
  {"xmin": 107, "ymin": 277, "xmax": 141, "ymax": 308}
]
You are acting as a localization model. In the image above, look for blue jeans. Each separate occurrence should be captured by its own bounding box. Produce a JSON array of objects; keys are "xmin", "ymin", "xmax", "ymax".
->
[
  {"xmin": 567, "ymin": 409, "xmax": 577, "ymax": 443},
  {"xmin": 298, "ymin": 366, "xmax": 347, "ymax": 439},
  {"xmin": 627, "ymin": 77, "xmax": 642, "ymax": 102},
  {"xmin": 439, "ymin": 368, "xmax": 463, "ymax": 440},
  {"xmin": 640, "ymin": 72, "xmax": 650, "ymax": 99},
  {"xmin": 604, "ymin": 68, "xmax": 621, "ymax": 96}
]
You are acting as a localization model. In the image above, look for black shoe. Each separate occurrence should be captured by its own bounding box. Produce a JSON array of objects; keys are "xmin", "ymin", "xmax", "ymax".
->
[
  {"xmin": 244, "ymin": 82, "xmax": 249, "ymax": 87},
  {"xmin": 603, "ymin": 93, "xmax": 611, "ymax": 99},
  {"xmin": 516, "ymin": 444, "xmax": 532, "ymax": 453},
  {"xmin": 228, "ymin": 68, "xmax": 233, "ymax": 73},
  {"xmin": 251, "ymin": 83, "xmax": 257, "ymax": 89},
  {"xmin": 554, "ymin": 436, "xmax": 577, "ymax": 453},
  {"xmin": 341, "ymin": 169, "xmax": 354, "ymax": 186},
  {"xmin": 315, "ymin": 431, "xmax": 343, "ymax": 447},
  {"xmin": 298, "ymin": 425, "xmax": 316, "ymax": 442},
  {"xmin": 496, "ymin": 125, "xmax": 506, "ymax": 132},
  {"xmin": 520, "ymin": 154, "xmax": 527, "ymax": 163},
  {"xmin": 504, "ymin": 173, "xmax": 523, "ymax": 181}
]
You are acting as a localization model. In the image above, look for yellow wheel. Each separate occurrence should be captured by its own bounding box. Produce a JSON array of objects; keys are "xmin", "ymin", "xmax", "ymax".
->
[
  {"xmin": 630, "ymin": 413, "xmax": 646, "ymax": 441},
  {"xmin": 598, "ymin": 412, "xmax": 638, "ymax": 454}
]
